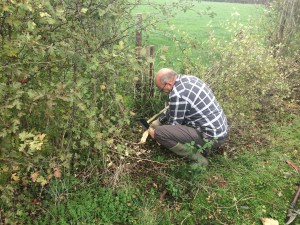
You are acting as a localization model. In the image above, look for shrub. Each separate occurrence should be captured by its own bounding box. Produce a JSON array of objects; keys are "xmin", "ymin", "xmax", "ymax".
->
[
  {"xmin": 0, "ymin": 0, "xmax": 143, "ymax": 221},
  {"xmin": 172, "ymin": 21, "xmax": 290, "ymax": 134}
]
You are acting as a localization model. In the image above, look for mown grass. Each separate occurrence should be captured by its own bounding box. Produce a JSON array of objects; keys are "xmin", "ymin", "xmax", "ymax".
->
[{"xmin": 135, "ymin": 1, "xmax": 264, "ymax": 40}]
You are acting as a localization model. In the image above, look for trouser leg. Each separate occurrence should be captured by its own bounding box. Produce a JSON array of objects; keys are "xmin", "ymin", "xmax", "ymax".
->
[
  {"xmin": 154, "ymin": 124, "xmax": 224, "ymax": 156},
  {"xmin": 154, "ymin": 125, "xmax": 211, "ymax": 167},
  {"xmin": 154, "ymin": 125, "xmax": 206, "ymax": 149}
]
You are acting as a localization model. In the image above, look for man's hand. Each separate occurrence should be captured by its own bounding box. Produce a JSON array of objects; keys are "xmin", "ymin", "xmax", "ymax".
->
[
  {"xmin": 148, "ymin": 127, "xmax": 161, "ymax": 146},
  {"xmin": 150, "ymin": 118, "xmax": 161, "ymax": 129},
  {"xmin": 148, "ymin": 127, "xmax": 155, "ymax": 139}
]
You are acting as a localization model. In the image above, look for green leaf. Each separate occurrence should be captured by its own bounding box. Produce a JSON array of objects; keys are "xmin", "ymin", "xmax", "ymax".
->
[
  {"xmin": 39, "ymin": 12, "xmax": 51, "ymax": 18},
  {"xmin": 19, "ymin": 131, "xmax": 34, "ymax": 141},
  {"xmin": 36, "ymin": 176, "xmax": 48, "ymax": 186},
  {"xmin": 45, "ymin": 17, "xmax": 56, "ymax": 25}
]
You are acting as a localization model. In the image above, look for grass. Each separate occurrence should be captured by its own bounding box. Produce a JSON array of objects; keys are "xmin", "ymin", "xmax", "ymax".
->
[
  {"xmin": 146, "ymin": 111, "xmax": 300, "ymax": 224},
  {"xmin": 2, "ymin": 1, "xmax": 300, "ymax": 224},
  {"xmin": 135, "ymin": 1, "xmax": 264, "ymax": 40},
  {"xmin": 133, "ymin": 0, "xmax": 265, "ymax": 68},
  {"xmin": 11, "ymin": 110, "xmax": 299, "ymax": 224}
]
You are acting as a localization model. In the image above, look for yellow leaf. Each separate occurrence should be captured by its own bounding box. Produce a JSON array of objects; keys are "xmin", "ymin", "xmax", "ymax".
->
[
  {"xmin": 12, "ymin": 165, "xmax": 19, "ymax": 171},
  {"xmin": 11, "ymin": 173, "xmax": 19, "ymax": 181},
  {"xmin": 40, "ymin": 12, "xmax": 51, "ymax": 18},
  {"xmin": 100, "ymin": 84, "xmax": 106, "ymax": 90},
  {"xmin": 96, "ymin": 132, "xmax": 103, "ymax": 140},
  {"xmin": 77, "ymin": 103, "xmax": 86, "ymax": 110},
  {"xmin": 106, "ymin": 138, "xmax": 114, "ymax": 145},
  {"xmin": 37, "ymin": 133, "xmax": 46, "ymax": 141},
  {"xmin": 81, "ymin": 8, "xmax": 88, "ymax": 14},
  {"xmin": 118, "ymin": 41, "xmax": 124, "ymax": 50},
  {"xmin": 2, "ymin": 165, "xmax": 9, "ymax": 172},
  {"xmin": 3, "ymin": 5, "xmax": 9, "ymax": 11}
]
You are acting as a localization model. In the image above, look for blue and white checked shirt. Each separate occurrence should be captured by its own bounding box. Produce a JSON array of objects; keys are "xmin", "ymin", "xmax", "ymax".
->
[{"xmin": 159, "ymin": 75, "xmax": 228, "ymax": 139}]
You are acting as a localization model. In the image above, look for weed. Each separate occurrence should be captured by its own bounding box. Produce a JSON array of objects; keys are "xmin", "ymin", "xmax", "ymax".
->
[{"xmin": 32, "ymin": 179, "xmax": 142, "ymax": 224}]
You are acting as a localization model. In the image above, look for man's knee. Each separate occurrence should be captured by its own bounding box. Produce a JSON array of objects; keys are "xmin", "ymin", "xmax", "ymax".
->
[{"xmin": 154, "ymin": 126, "xmax": 177, "ymax": 149}]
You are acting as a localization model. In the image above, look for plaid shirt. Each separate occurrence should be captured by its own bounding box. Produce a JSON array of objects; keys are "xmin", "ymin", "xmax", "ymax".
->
[{"xmin": 159, "ymin": 75, "xmax": 228, "ymax": 139}]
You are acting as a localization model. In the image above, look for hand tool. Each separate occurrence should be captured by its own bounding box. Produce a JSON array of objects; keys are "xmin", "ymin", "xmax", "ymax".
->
[
  {"xmin": 286, "ymin": 185, "xmax": 300, "ymax": 225},
  {"xmin": 138, "ymin": 118, "xmax": 150, "ymax": 130},
  {"xmin": 285, "ymin": 160, "xmax": 300, "ymax": 224}
]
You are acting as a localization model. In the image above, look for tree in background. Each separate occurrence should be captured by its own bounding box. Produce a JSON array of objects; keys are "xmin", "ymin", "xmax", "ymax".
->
[
  {"xmin": 266, "ymin": 0, "xmax": 300, "ymax": 102},
  {"xmin": 267, "ymin": 0, "xmax": 300, "ymax": 54}
]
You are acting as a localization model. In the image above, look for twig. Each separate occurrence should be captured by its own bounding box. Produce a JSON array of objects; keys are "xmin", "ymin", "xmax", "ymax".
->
[
  {"xmin": 286, "ymin": 160, "xmax": 299, "ymax": 171},
  {"xmin": 193, "ymin": 188, "xmax": 200, "ymax": 200},
  {"xmin": 180, "ymin": 213, "xmax": 191, "ymax": 225},
  {"xmin": 212, "ymin": 211, "xmax": 228, "ymax": 225},
  {"xmin": 147, "ymin": 105, "xmax": 169, "ymax": 123},
  {"xmin": 233, "ymin": 195, "xmax": 240, "ymax": 215},
  {"xmin": 109, "ymin": 149, "xmax": 168, "ymax": 166}
]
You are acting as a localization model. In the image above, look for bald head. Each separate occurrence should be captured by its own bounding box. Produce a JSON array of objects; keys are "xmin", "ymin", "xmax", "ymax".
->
[{"xmin": 155, "ymin": 68, "xmax": 177, "ymax": 93}]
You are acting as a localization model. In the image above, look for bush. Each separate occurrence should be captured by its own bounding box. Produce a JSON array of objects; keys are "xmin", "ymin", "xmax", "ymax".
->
[
  {"xmin": 171, "ymin": 21, "xmax": 291, "ymax": 133},
  {"xmin": 0, "ymin": 0, "xmax": 143, "ymax": 221}
]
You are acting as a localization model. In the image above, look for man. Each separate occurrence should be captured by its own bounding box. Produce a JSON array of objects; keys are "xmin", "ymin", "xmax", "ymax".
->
[{"xmin": 148, "ymin": 68, "xmax": 228, "ymax": 167}]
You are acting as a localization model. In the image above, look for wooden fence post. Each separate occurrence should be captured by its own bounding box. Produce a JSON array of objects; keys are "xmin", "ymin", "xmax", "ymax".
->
[
  {"xmin": 149, "ymin": 45, "xmax": 155, "ymax": 97},
  {"xmin": 135, "ymin": 13, "xmax": 155, "ymax": 99}
]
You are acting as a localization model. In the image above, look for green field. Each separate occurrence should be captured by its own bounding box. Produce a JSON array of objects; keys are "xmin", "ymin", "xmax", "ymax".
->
[
  {"xmin": 133, "ymin": 1, "xmax": 265, "ymax": 67},
  {"xmin": 135, "ymin": 1, "xmax": 264, "ymax": 40}
]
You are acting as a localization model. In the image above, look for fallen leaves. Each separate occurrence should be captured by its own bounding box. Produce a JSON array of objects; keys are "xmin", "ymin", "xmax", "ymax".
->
[
  {"xmin": 53, "ymin": 167, "xmax": 62, "ymax": 178},
  {"xmin": 36, "ymin": 176, "xmax": 48, "ymax": 186},
  {"xmin": 11, "ymin": 173, "xmax": 19, "ymax": 182},
  {"xmin": 29, "ymin": 167, "xmax": 61, "ymax": 186},
  {"xmin": 160, "ymin": 190, "xmax": 168, "ymax": 201},
  {"xmin": 31, "ymin": 171, "xmax": 39, "ymax": 182}
]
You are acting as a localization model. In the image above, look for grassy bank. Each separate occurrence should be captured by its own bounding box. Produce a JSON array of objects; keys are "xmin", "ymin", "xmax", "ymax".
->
[{"xmin": 14, "ymin": 108, "xmax": 300, "ymax": 224}]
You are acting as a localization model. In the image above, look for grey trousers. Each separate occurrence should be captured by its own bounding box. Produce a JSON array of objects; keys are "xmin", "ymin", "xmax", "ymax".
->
[{"xmin": 154, "ymin": 125, "xmax": 224, "ymax": 153}]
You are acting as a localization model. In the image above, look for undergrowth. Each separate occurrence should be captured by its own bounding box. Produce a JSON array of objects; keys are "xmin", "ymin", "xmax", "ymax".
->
[
  {"xmin": 6, "ymin": 108, "xmax": 297, "ymax": 225},
  {"xmin": 1, "ymin": 0, "xmax": 299, "ymax": 224}
]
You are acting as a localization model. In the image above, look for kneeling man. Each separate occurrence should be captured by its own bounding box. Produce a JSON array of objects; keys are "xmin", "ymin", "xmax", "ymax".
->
[{"xmin": 148, "ymin": 68, "xmax": 228, "ymax": 167}]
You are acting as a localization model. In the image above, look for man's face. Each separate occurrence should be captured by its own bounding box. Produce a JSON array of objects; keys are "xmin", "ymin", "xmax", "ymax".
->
[{"xmin": 158, "ymin": 82, "xmax": 172, "ymax": 93}]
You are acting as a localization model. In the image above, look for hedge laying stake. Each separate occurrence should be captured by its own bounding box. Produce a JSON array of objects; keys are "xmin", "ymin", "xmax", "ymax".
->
[{"xmin": 285, "ymin": 160, "xmax": 300, "ymax": 225}]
